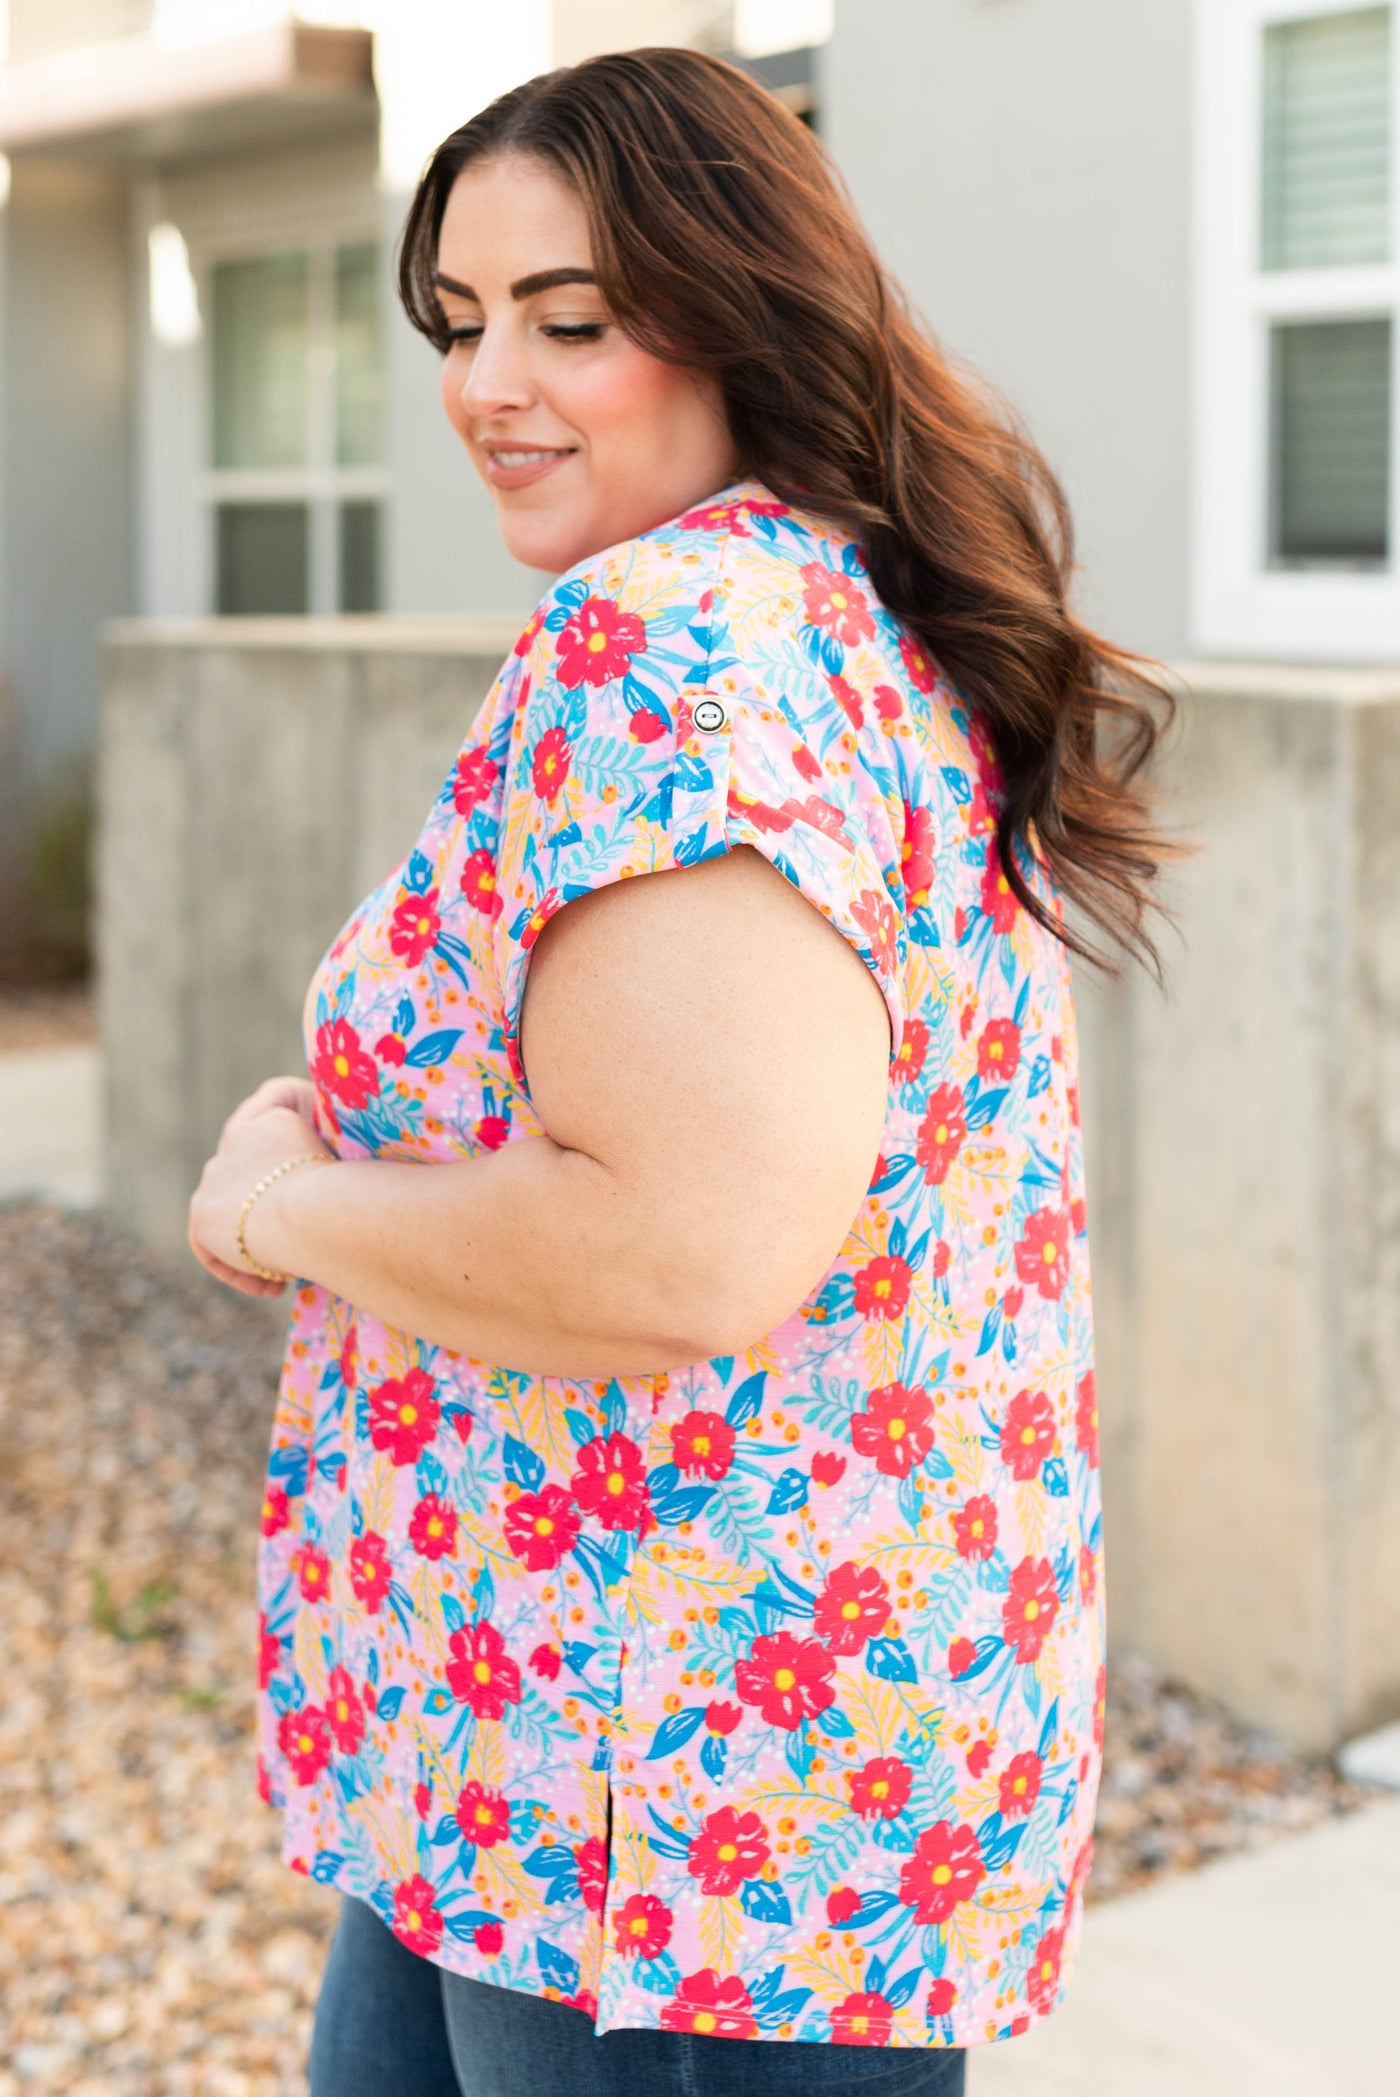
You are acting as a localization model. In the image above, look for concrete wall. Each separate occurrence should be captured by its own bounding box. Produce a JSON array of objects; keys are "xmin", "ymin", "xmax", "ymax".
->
[
  {"xmin": 97, "ymin": 622, "xmax": 1400, "ymax": 1749},
  {"xmin": 97, "ymin": 617, "xmax": 515, "ymax": 1253},
  {"xmin": 824, "ymin": 0, "xmax": 1193, "ymax": 663},
  {"xmin": 1078, "ymin": 666, "xmax": 1400, "ymax": 1751}
]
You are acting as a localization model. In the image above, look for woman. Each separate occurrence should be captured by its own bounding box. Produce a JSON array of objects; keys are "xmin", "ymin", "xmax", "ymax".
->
[{"xmin": 189, "ymin": 46, "xmax": 1170, "ymax": 2097}]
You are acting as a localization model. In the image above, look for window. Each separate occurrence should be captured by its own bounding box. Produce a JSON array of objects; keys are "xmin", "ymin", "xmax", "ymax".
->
[
  {"xmin": 205, "ymin": 241, "xmax": 386, "ymax": 615},
  {"xmin": 1194, "ymin": 3, "xmax": 1400, "ymax": 657}
]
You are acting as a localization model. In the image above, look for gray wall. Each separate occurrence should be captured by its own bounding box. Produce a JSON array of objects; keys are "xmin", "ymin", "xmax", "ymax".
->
[
  {"xmin": 824, "ymin": 0, "xmax": 1193, "ymax": 663},
  {"xmin": 0, "ymin": 157, "xmax": 133, "ymax": 859}
]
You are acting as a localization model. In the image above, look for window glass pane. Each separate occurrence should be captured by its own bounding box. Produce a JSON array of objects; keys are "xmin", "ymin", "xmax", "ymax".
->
[
  {"xmin": 1263, "ymin": 8, "xmax": 1392, "ymax": 270},
  {"xmin": 211, "ymin": 252, "xmax": 310, "ymax": 468},
  {"xmin": 335, "ymin": 242, "xmax": 386, "ymax": 467},
  {"xmin": 217, "ymin": 503, "xmax": 310, "ymax": 613},
  {"xmin": 1270, "ymin": 318, "xmax": 1391, "ymax": 563},
  {"xmin": 339, "ymin": 501, "xmax": 382, "ymax": 612}
]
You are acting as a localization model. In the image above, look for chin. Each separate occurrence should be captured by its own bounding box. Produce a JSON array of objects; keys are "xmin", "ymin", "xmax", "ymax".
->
[{"xmin": 497, "ymin": 506, "xmax": 602, "ymax": 580}]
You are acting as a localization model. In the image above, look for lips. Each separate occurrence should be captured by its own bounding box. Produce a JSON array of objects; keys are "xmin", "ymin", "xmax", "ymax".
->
[{"xmin": 483, "ymin": 447, "xmax": 576, "ymax": 491}]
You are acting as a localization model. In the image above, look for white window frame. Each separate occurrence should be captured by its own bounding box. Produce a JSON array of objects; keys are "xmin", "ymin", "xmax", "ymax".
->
[
  {"xmin": 1193, "ymin": 0, "xmax": 1400, "ymax": 659},
  {"xmin": 198, "ymin": 231, "xmax": 390, "ymax": 617}
]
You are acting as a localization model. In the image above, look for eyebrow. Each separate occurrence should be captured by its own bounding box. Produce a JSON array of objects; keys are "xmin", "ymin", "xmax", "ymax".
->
[{"xmin": 432, "ymin": 266, "xmax": 598, "ymax": 303}]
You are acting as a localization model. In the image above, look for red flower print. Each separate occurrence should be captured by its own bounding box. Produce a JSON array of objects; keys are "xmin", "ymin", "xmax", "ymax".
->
[
  {"xmin": 376, "ymin": 1032, "xmax": 407, "ymax": 1065},
  {"xmin": 998, "ymin": 1751, "xmax": 1042, "ymax": 1819},
  {"xmin": 258, "ymin": 1617, "xmax": 281, "ymax": 1690},
  {"xmin": 1076, "ymin": 1370, "xmax": 1100, "ymax": 1467},
  {"xmin": 1027, "ymin": 1926, "xmax": 1065, "ymax": 2015},
  {"xmin": 504, "ymin": 1484, "xmax": 580, "ymax": 1570},
  {"xmin": 801, "ymin": 562, "xmax": 875, "ymax": 646},
  {"xmin": 660, "ymin": 1970, "xmax": 758, "ymax": 2040},
  {"xmin": 705, "ymin": 1699, "xmax": 742, "ymax": 1736},
  {"xmin": 827, "ymin": 1885, "xmax": 861, "ymax": 1925},
  {"xmin": 735, "ymin": 1631, "xmax": 835, "ymax": 1730},
  {"xmin": 965, "ymin": 1739, "xmax": 991, "ymax": 1779},
  {"xmin": 916, "ymin": 1084, "xmax": 967, "ymax": 1185},
  {"xmin": 445, "ymin": 1621, "xmax": 522, "ymax": 1719},
  {"xmin": 1004, "ymin": 1556, "xmax": 1058, "ymax": 1664},
  {"xmin": 831, "ymin": 1990, "xmax": 895, "ymax": 2045},
  {"xmin": 851, "ymin": 1381, "xmax": 934, "ymax": 1479},
  {"xmin": 934, "ymin": 1239, "xmax": 950, "ymax": 1277},
  {"xmin": 409, "ymin": 1492, "xmax": 458, "ymax": 1561},
  {"xmin": 1094, "ymin": 1662, "xmax": 1107, "ymax": 1750},
  {"xmin": 339, "ymin": 1326, "xmax": 357, "ymax": 1386},
  {"xmin": 555, "ymin": 594, "xmax": 646, "ymax": 687},
  {"xmin": 853, "ymin": 1254, "xmax": 912, "ymax": 1321},
  {"xmin": 847, "ymin": 1755, "xmax": 912, "ymax": 1820},
  {"xmin": 948, "ymin": 1636, "xmax": 978, "ymax": 1678},
  {"xmin": 873, "ymin": 684, "xmax": 903, "ymax": 725},
  {"xmin": 1079, "ymin": 1542, "xmax": 1098, "ymax": 1607},
  {"xmin": 457, "ymin": 1780, "xmax": 510, "ymax": 1848},
  {"xmin": 570, "ymin": 1433, "xmax": 650, "ymax": 1534},
  {"xmin": 460, "ymin": 848, "xmax": 503, "ymax": 918},
  {"xmin": 415, "ymin": 1782, "xmax": 432, "ymax": 1820},
  {"xmin": 574, "ymin": 1835, "xmax": 607, "ymax": 1915},
  {"xmin": 901, "ymin": 801, "xmax": 936, "ymax": 905},
  {"xmin": 278, "ymin": 1706, "xmax": 330, "ymax": 1787},
  {"xmin": 453, "ymin": 745, "xmax": 499, "ymax": 814},
  {"xmin": 293, "ymin": 1544, "xmax": 329, "ymax": 1603},
  {"xmin": 615, "ymin": 1893, "xmax": 672, "ymax": 1959},
  {"xmin": 981, "ymin": 840, "xmax": 1019, "ymax": 934},
  {"xmin": 368, "ymin": 1368, "xmax": 440, "ymax": 1466},
  {"xmin": 814, "ymin": 1561, "xmax": 891, "ymax": 1655},
  {"xmin": 793, "ymin": 741, "xmax": 823, "ymax": 783},
  {"xmin": 530, "ymin": 1643, "xmax": 562, "ymax": 1680},
  {"xmin": 348, "ymin": 1530, "xmax": 389, "ymax": 1612},
  {"xmin": 629, "ymin": 708, "xmax": 667, "ymax": 743},
  {"xmin": 325, "ymin": 1666, "xmax": 366, "ymax": 1754},
  {"xmin": 899, "ymin": 630, "xmax": 938, "ymax": 694},
  {"xmin": 688, "ymin": 1805, "xmax": 771, "ymax": 1895},
  {"xmin": 891, "ymin": 1016, "xmax": 928, "ymax": 1084},
  {"xmin": 520, "ymin": 889, "xmax": 561, "ymax": 952},
  {"xmin": 1000, "ymin": 1388, "xmax": 1056, "ymax": 1480},
  {"xmin": 969, "ymin": 709, "xmax": 1002, "ymax": 787},
  {"xmin": 1014, "ymin": 1206, "xmax": 1069, "ymax": 1300},
  {"xmin": 978, "ymin": 1017, "xmax": 1021, "ymax": 1082},
  {"xmin": 852, "ymin": 887, "xmax": 900, "ymax": 975},
  {"xmin": 926, "ymin": 1977, "xmax": 958, "ymax": 2018},
  {"xmin": 952, "ymin": 1494, "xmax": 998, "ymax": 1561},
  {"xmin": 829, "ymin": 672, "xmax": 863, "ymax": 728},
  {"xmin": 968, "ymin": 781, "xmax": 997, "ymax": 838},
  {"xmin": 898, "ymin": 1821, "xmax": 985, "ymax": 1924},
  {"xmin": 811, "ymin": 1449, "xmax": 846, "ymax": 1487},
  {"xmin": 391, "ymin": 1875, "xmax": 444, "ymax": 1956},
  {"xmin": 313, "ymin": 1018, "xmax": 380, "ymax": 1111},
  {"xmin": 475, "ymin": 1920, "xmax": 504, "ymax": 1956},
  {"xmin": 670, "ymin": 1409, "xmax": 735, "ymax": 1480},
  {"xmin": 475, "ymin": 1112, "xmax": 509, "ymax": 1150},
  {"xmin": 513, "ymin": 606, "xmax": 546, "ymax": 658},
  {"xmin": 389, "ymin": 887, "xmax": 440, "ymax": 966},
  {"xmin": 530, "ymin": 725, "xmax": 572, "ymax": 804},
  {"xmin": 1003, "ymin": 1285, "xmax": 1024, "ymax": 1319},
  {"xmin": 261, "ymin": 1485, "xmax": 290, "ymax": 1536}
]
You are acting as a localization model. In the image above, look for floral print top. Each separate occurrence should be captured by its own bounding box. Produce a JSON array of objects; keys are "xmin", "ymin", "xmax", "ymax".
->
[{"xmin": 257, "ymin": 477, "xmax": 1103, "ymax": 2052}]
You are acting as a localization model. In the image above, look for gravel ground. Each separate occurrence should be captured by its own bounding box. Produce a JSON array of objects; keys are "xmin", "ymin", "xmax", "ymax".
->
[{"xmin": 0, "ymin": 1201, "xmax": 1380, "ymax": 2092}]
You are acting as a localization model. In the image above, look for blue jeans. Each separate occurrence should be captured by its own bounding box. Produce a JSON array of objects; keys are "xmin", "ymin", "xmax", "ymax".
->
[{"xmin": 310, "ymin": 1897, "xmax": 968, "ymax": 2097}]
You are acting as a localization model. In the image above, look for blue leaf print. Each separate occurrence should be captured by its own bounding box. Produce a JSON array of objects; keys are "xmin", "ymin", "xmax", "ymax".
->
[
  {"xmin": 405, "ymin": 1030, "xmax": 462, "ymax": 1068},
  {"xmin": 865, "ymin": 1637, "xmax": 918, "ymax": 1684},
  {"xmin": 536, "ymin": 1940, "xmax": 580, "ymax": 1994},
  {"xmin": 503, "ymin": 1436, "xmax": 546, "ymax": 1492},
  {"xmin": 725, "ymin": 1372, "xmax": 767, "ymax": 1428},
  {"xmin": 741, "ymin": 1878, "xmax": 793, "ymax": 1926},
  {"xmin": 766, "ymin": 1467, "xmax": 809, "ymax": 1514},
  {"xmin": 646, "ymin": 1707, "xmax": 707, "ymax": 1759},
  {"xmin": 374, "ymin": 1686, "xmax": 405, "ymax": 1721}
]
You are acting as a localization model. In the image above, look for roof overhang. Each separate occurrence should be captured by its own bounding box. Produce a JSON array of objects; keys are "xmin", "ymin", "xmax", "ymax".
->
[{"xmin": 0, "ymin": 22, "xmax": 375, "ymax": 164}]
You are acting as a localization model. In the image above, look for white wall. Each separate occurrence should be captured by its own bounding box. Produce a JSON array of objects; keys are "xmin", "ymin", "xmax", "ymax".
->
[{"xmin": 824, "ymin": 0, "xmax": 1193, "ymax": 663}]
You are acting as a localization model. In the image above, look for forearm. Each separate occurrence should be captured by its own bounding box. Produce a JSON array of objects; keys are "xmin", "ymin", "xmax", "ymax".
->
[{"xmin": 248, "ymin": 1136, "xmax": 733, "ymax": 1378}]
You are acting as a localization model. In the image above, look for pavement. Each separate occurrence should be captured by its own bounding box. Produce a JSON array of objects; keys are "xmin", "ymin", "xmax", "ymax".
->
[
  {"xmin": 972, "ymin": 1797, "xmax": 1400, "ymax": 2094},
  {"xmin": 0, "ymin": 1041, "xmax": 101, "ymax": 1206}
]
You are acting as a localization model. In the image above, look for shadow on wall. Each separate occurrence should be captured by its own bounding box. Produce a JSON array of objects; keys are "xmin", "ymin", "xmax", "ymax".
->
[{"xmin": 0, "ymin": 761, "xmax": 95, "ymax": 987}]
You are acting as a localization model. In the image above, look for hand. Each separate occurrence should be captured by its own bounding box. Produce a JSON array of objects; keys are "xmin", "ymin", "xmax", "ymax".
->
[
  {"xmin": 220, "ymin": 1074, "xmax": 319, "ymax": 1143},
  {"xmin": 188, "ymin": 1103, "xmax": 334, "ymax": 1297}
]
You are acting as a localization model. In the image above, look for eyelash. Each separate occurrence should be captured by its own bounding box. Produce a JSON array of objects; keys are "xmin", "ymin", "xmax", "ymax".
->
[{"xmin": 444, "ymin": 323, "xmax": 604, "ymax": 345}]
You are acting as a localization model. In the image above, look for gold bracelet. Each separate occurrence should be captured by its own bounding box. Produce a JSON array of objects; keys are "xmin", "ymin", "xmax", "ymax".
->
[{"xmin": 237, "ymin": 1153, "xmax": 334, "ymax": 1282}]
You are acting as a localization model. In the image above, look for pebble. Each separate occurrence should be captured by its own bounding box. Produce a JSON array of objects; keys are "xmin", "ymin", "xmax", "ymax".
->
[{"xmin": 0, "ymin": 1197, "xmax": 1380, "ymax": 2084}]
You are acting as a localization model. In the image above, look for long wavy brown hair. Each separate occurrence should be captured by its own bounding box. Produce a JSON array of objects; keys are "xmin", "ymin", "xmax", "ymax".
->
[{"xmin": 399, "ymin": 47, "xmax": 1176, "ymax": 971}]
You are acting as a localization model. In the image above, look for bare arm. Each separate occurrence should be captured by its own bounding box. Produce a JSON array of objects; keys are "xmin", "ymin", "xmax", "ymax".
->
[{"xmin": 189, "ymin": 847, "xmax": 891, "ymax": 1377}]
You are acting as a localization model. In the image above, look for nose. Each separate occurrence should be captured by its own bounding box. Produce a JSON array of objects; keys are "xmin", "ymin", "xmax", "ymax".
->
[{"xmin": 455, "ymin": 318, "xmax": 536, "ymax": 424}]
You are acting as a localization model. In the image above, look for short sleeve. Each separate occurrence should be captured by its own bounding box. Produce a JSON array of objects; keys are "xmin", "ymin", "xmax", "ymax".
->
[{"xmin": 492, "ymin": 532, "xmax": 907, "ymax": 1090}]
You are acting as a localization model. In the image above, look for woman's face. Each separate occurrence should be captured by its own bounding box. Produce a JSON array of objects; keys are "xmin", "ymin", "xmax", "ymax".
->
[{"xmin": 436, "ymin": 154, "xmax": 741, "ymax": 575}]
